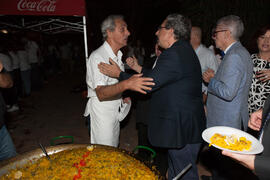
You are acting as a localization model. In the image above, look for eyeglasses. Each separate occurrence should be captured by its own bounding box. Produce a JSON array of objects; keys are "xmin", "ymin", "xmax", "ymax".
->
[
  {"xmin": 212, "ymin": 30, "xmax": 228, "ymax": 38},
  {"xmin": 259, "ymin": 36, "xmax": 270, "ymax": 40},
  {"xmin": 158, "ymin": 26, "xmax": 168, "ymax": 30}
]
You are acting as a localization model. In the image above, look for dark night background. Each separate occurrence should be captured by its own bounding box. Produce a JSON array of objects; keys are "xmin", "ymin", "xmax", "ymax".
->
[
  {"xmin": 0, "ymin": 0, "xmax": 270, "ymax": 57},
  {"xmin": 86, "ymin": 0, "xmax": 270, "ymax": 55}
]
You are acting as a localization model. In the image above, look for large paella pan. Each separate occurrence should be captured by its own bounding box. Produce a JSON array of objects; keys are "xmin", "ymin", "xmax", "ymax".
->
[{"xmin": 0, "ymin": 144, "xmax": 162, "ymax": 179}]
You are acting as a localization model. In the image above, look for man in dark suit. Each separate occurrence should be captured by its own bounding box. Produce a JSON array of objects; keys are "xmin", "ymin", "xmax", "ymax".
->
[
  {"xmin": 99, "ymin": 13, "xmax": 206, "ymax": 180},
  {"xmin": 222, "ymin": 95, "xmax": 270, "ymax": 180},
  {"xmin": 126, "ymin": 43, "xmax": 168, "ymax": 176}
]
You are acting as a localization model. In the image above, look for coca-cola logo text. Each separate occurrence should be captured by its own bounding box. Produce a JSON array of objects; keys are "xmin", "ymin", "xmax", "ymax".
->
[{"xmin": 17, "ymin": 0, "xmax": 56, "ymax": 12}]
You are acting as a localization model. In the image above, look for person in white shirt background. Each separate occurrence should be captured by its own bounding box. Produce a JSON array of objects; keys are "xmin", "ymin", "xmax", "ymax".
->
[
  {"xmin": 22, "ymin": 37, "xmax": 42, "ymax": 91},
  {"xmin": 0, "ymin": 44, "xmax": 19, "ymax": 113},
  {"xmin": 18, "ymin": 41, "xmax": 31, "ymax": 97},
  {"xmin": 59, "ymin": 40, "xmax": 72, "ymax": 74},
  {"xmin": 190, "ymin": 26, "xmax": 219, "ymax": 105}
]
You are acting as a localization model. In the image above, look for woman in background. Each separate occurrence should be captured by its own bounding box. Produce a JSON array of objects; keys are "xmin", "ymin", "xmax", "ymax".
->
[{"xmin": 248, "ymin": 25, "xmax": 270, "ymax": 114}]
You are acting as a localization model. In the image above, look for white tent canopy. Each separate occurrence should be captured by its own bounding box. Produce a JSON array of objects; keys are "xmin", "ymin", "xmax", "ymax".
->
[
  {"xmin": 0, "ymin": 0, "xmax": 88, "ymax": 59},
  {"xmin": 0, "ymin": 16, "xmax": 84, "ymax": 34}
]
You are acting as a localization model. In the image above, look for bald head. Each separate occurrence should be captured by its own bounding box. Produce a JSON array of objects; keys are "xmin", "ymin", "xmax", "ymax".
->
[
  {"xmin": 192, "ymin": 27, "xmax": 202, "ymax": 39},
  {"xmin": 190, "ymin": 26, "xmax": 202, "ymax": 49}
]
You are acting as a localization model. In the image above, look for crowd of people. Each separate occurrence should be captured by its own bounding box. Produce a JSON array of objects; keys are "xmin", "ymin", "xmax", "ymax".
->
[
  {"xmin": 0, "ymin": 33, "xmax": 85, "ymax": 161},
  {"xmin": 0, "ymin": 10, "xmax": 270, "ymax": 180},
  {"xmin": 86, "ymin": 13, "xmax": 270, "ymax": 180}
]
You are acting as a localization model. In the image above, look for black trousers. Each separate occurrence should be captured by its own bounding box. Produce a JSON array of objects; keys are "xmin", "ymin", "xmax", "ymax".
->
[{"xmin": 168, "ymin": 143, "xmax": 201, "ymax": 180}]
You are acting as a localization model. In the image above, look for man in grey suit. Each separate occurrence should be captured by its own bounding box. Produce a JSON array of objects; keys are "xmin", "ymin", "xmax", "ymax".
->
[
  {"xmin": 203, "ymin": 15, "xmax": 253, "ymax": 130},
  {"xmin": 202, "ymin": 15, "xmax": 254, "ymax": 180}
]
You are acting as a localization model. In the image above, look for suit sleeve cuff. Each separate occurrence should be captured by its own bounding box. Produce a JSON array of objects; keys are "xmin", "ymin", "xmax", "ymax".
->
[
  {"xmin": 119, "ymin": 71, "xmax": 131, "ymax": 81},
  {"xmin": 254, "ymin": 155, "xmax": 270, "ymax": 178}
]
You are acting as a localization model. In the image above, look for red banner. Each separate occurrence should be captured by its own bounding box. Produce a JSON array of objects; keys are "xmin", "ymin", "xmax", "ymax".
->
[{"xmin": 0, "ymin": 0, "xmax": 85, "ymax": 16}]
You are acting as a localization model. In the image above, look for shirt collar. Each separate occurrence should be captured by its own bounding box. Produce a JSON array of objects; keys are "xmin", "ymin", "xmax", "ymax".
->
[
  {"xmin": 195, "ymin": 44, "xmax": 203, "ymax": 53},
  {"xmin": 224, "ymin": 41, "xmax": 237, "ymax": 54},
  {"xmin": 103, "ymin": 41, "xmax": 123, "ymax": 61}
]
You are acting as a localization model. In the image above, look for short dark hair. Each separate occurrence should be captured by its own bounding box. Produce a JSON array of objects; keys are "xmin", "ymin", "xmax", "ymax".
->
[
  {"xmin": 254, "ymin": 25, "xmax": 270, "ymax": 40},
  {"xmin": 249, "ymin": 25, "xmax": 270, "ymax": 53},
  {"xmin": 164, "ymin": 13, "xmax": 191, "ymax": 41}
]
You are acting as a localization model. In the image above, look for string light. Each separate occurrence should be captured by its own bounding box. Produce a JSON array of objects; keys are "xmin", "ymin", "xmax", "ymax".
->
[{"xmin": 0, "ymin": 29, "xmax": 8, "ymax": 34}]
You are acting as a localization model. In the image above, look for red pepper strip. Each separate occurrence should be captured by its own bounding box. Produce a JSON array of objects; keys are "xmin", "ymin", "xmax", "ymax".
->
[
  {"xmin": 82, "ymin": 151, "xmax": 90, "ymax": 158},
  {"xmin": 73, "ymin": 163, "xmax": 79, "ymax": 168},
  {"xmin": 80, "ymin": 160, "xmax": 86, "ymax": 167},
  {"xmin": 73, "ymin": 168, "xmax": 82, "ymax": 180},
  {"xmin": 73, "ymin": 174, "xmax": 80, "ymax": 180},
  {"xmin": 73, "ymin": 151, "xmax": 90, "ymax": 179}
]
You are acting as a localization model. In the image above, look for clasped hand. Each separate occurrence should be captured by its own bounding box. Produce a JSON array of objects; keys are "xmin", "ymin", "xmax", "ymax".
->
[
  {"xmin": 256, "ymin": 69, "xmax": 270, "ymax": 82},
  {"xmin": 202, "ymin": 68, "xmax": 215, "ymax": 83},
  {"xmin": 126, "ymin": 56, "xmax": 142, "ymax": 73}
]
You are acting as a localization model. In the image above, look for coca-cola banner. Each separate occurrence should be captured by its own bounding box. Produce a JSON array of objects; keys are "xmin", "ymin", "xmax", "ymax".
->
[{"xmin": 0, "ymin": 0, "xmax": 85, "ymax": 16}]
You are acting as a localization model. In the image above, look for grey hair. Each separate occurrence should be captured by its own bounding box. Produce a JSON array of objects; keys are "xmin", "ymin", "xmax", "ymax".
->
[
  {"xmin": 101, "ymin": 15, "xmax": 124, "ymax": 40},
  {"xmin": 217, "ymin": 15, "xmax": 244, "ymax": 40},
  {"xmin": 164, "ymin": 13, "xmax": 191, "ymax": 41}
]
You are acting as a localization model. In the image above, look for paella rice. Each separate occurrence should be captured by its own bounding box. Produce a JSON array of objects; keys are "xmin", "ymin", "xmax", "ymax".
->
[
  {"xmin": 0, "ymin": 145, "xmax": 159, "ymax": 180},
  {"xmin": 209, "ymin": 133, "xmax": 252, "ymax": 151}
]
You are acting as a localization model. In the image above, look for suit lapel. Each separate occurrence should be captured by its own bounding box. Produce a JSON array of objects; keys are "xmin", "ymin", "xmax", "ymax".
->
[{"xmin": 262, "ymin": 95, "xmax": 270, "ymax": 122}]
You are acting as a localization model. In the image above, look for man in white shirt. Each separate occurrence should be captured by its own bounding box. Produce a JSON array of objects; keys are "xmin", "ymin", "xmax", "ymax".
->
[
  {"xmin": 84, "ymin": 15, "xmax": 154, "ymax": 147},
  {"xmin": 18, "ymin": 47, "xmax": 31, "ymax": 97},
  {"xmin": 26, "ymin": 40, "xmax": 39, "ymax": 65},
  {"xmin": 23, "ymin": 38, "xmax": 41, "ymax": 91},
  {"xmin": 8, "ymin": 50, "xmax": 21, "ymax": 112},
  {"xmin": 190, "ymin": 26, "xmax": 219, "ymax": 104}
]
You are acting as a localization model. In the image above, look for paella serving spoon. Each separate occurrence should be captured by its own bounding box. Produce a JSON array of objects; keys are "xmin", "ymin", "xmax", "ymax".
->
[
  {"xmin": 172, "ymin": 163, "xmax": 192, "ymax": 180},
  {"xmin": 39, "ymin": 143, "xmax": 52, "ymax": 162}
]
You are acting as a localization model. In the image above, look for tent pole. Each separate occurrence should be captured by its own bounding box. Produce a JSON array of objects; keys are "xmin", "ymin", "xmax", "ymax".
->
[{"xmin": 83, "ymin": 16, "xmax": 88, "ymax": 61}]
